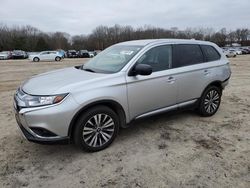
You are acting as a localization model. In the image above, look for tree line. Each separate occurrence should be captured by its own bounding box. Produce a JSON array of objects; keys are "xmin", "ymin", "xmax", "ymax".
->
[{"xmin": 0, "ymin": 24, "xmax": 249, "ymax": 52}]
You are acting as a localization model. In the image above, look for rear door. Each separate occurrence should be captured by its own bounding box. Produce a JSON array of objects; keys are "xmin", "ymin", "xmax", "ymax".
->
[
  {"xmin": 48, "ymin": 51, "xmax": 56, "ymax": 60},
  {"xmin": 172, "ymin": 44, "xmax": 207, "ymax": 103}
]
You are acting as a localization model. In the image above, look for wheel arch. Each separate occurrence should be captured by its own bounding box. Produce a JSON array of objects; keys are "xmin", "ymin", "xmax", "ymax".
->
[
  {"xmin": 207, "ymin": 80, "xmax": 223, "ymax": 90},
  {"xmin": 68, "ymin": 100, "xmax": 127, "ymax": 139},
  {"xmin": 55, "ymin": 56, "xmax": 61, "ymax": 61},
  {"xmin": 201, "ymin": 80, "xmax": 223, "ymax": 98},
  {"xmin": 33, "ymin": 56, "xmax": 40, "ymax": 61}
]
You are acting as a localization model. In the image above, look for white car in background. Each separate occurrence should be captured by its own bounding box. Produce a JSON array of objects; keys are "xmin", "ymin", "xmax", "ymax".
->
[
  {"xmin": 29, "ymin": 51, "xmax": 63, "ymax": 62},
  {"xmin": 223, "ymin": 50, "xmax": 236, "ymax": 58},
  {"xmin": 0, "ymin": 51, "xmax": 11, "ymax": 60},
  {"xmin": 89, "ymin": 51, "xmax": 95, "ymax": 58},
  {"xmin": 232, "ymin": 49, "xmax": 242, "ymax": 55}
]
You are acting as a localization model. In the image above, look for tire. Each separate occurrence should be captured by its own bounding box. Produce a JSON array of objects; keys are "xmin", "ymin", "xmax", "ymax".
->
[
  {"xmin": 33, "ymin": 57, "xmax": 39, "ymax": 62},
  {"xmin": 55, "ymin": 56, "xmax": 61, "ymax": 61},
  {"xmin": 73, "ymin": 105, "xmax": 119, "ymax": 152},
  {"xmin": 198, "ymin": 86, "xmax": 222, "ymax": 117}
]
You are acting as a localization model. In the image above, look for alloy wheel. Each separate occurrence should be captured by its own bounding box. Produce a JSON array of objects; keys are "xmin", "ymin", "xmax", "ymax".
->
[
  {"xmin": 204, "ymin": 89, "xmax": 220, "ymax": 114},
  {"xmin": 82, "ymin": 114, "xmax": 115, "ymax": 148}
]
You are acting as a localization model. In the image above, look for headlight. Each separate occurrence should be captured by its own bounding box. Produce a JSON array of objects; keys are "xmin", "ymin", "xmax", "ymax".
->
[{"xmin": 23, "ymin": 94, "xmax": 68, "ymax": 107}]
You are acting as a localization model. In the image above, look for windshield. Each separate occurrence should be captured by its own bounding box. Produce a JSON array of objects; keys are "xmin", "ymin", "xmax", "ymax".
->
[{"xmin": 81, "ymin": 45, "xmax": 142, "ymax": 73}]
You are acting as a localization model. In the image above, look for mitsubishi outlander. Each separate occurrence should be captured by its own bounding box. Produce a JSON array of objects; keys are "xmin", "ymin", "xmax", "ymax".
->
[{"xmin": 14, "ymin": 39, "xmax": 231, "ymax": 151}]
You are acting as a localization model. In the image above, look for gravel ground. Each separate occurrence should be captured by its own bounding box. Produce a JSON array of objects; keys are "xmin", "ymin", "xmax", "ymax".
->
[{"xmin": 0, "ymin": 57, "xmax": 249, "ymax": 188}]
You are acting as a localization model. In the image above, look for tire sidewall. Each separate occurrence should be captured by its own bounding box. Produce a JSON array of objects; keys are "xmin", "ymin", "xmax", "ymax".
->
[
  {"xmin": 55, "ymin": 57, "xmax": 61, "ymax": 61},
  {"xmin": 199, "ymin": 86, "xmax": 222, "ymax": 117},
  {"xmin": 33, "ymin": 57, "xmax": 39, "ymax": 62},
  {"xmin": 74, "ymin": 106, "xmax": 119, "ymax": 152}
]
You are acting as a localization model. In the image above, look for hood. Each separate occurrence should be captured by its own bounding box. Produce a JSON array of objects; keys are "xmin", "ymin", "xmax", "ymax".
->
[{"xmin": 22, "ymin": 67, "xmax": 108, "ymax": 95}]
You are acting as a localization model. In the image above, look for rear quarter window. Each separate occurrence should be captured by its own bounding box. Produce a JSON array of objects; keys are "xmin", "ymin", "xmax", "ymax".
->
[{"xmin": 201, "ymin": 45, "xmax": 221, "ymax": 62}]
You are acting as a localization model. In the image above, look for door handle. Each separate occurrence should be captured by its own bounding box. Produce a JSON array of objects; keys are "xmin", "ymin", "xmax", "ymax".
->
[
  {"xmin": 167, "ymin": 76, "xmax": 176, "ymax": 83},
  {"xmin": 204, "ymin": 69, "xmax": 211, "ymax": 75}
]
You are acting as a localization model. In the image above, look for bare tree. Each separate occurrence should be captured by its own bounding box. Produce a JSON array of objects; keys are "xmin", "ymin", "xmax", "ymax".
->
[{"xmin": 0, "ymin": 24, "xmax": 250, "ymax": 51}]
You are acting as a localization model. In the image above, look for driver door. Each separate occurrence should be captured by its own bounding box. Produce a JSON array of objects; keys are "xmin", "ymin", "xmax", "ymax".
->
[
  {"xmin": 40, "ymin": 52, "xmax": 49, "ymax": 60},
  {"xmin": 126, "ymin": 45, "xmax": 178, "ymax": 119}
]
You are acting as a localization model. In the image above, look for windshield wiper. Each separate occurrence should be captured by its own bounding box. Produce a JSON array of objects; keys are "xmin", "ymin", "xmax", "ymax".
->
[{"xmin": 82, "ymin": 68, "xmax": 95, "ymax": 73}]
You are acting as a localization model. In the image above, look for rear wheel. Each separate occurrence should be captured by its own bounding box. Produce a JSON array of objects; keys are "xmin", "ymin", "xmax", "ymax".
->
[
  {"xmin": 55, "ymin": 56, "xmax": 61, "ymax": 61},
  {"xmin": 198, "ymin": 86, "xmax": 222, "ymax": 116},
  {"xmin": 33, "ymin": 57, "xmax": 39, "ymax": 62},
  {"xmin": 74, "ymin": 106, "xmax": 119, "ymax": 152}
]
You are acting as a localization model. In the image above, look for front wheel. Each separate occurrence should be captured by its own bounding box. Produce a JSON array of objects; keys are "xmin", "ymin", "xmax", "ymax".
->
[
  {"xmin": 198, "ymin": 86, "xmax": 222, "ymax": 117},
  {"xmin": 55, "ymin": 56, "xmax": 61, "ymax": 61},
  {"xmin": 74, "ymin": 106, "xmax": 119, "ymax": 152}
]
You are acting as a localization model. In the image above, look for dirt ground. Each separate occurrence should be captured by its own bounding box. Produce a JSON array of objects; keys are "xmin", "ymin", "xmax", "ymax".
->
[{"xmin": 0, "ymin": 57, "xmax": 249, "ymax": 188}]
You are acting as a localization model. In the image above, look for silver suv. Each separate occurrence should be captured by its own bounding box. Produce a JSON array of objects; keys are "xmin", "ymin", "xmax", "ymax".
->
[{"xmin": 14, "ymin": 39, "xmax": 231, "ymax": 151}]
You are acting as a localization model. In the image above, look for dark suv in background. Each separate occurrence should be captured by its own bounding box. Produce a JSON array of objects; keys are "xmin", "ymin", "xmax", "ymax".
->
[
  {"xmin": 12, "ymin": 50, "xmax": 28, "ymax": 59},
  {"xmin": 67, "ymin": 50, "xmax": 78, "ymax": 58},
  {"xmin": 78, "ymin": 50, "xmax": 90, "ymax": 58}
]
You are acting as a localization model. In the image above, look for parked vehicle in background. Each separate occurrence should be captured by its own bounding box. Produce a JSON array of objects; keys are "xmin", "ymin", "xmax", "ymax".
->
[
  {"xmin": 227, "ymin": 49, "xmax": 239, "ymax": 56},
  {"xmin": 241, "ymin": 49, "xmax": 250, "ymax": 54},
  {"xmin": 89, "ymin": 52, "xmax": 95, "ymax": 58},
  {"xmin": 67, "ymin": 50, "xmax": 78, "ymax": 58},
  {"xmin": 0, "ymin": 51, "xmax": 12, "ymax": 60},
  {"xmin": 57, "ymin": 49, "xmax": 66, "ymax": 58},
  {"xmin": 27, "ymin": 52, "xmax": 39, "ymax": 56},
  {"xmin": 233, "ymin": 49, "xmax": 242, "ymax": 55},
  {"xmin": 12, "ymin": 50, "xmax": 28, "ymax": 59},
  {"xmin": 223, "ymin": 50, "xmax": 236, "ymax": 58},
  {"xmin": 94, "ymin": 50, "xmax": 101, "ymax": 56},
  {"xmin": 244, "ymin": 48, "xmax": 250, "ymax": 53},
  {"xmin": 240, "ymin": 49, "xmax": 248, "ymax": 54},
  {"xmin": 29, "ymin": 51, "xmax": 63, "ymax": 62},
  {"xmin": 14, "ymin": 39, "xmax": 231, "ymax": 151},
  {"xmin": 78, "ymin": 50, "xmax": 90, "ymax": 58},
  {"xmin": 222, "ymin": 46, "xmax": 250, "ymax": 55}
]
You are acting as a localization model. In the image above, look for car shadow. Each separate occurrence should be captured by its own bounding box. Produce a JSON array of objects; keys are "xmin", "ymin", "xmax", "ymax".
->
[{"xmin": 119, "ymin": 109, "xmax": 196, "ymax": 137}]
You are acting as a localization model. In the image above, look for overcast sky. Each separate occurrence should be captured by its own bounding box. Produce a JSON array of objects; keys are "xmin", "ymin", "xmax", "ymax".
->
[{"xmin": 0, "ymin": 0, "xmax": 249, "ymax": 35}]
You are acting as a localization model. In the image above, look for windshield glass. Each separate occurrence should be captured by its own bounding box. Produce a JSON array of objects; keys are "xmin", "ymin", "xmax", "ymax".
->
[{"xmin": 81, "ymin": 45, "xmax": 142, "ymax": 73}]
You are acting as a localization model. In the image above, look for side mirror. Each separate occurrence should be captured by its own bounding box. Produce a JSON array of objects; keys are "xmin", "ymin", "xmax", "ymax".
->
[{"xmin": 130, "ymin": 64, "xmax": 152, "ymax": 76}]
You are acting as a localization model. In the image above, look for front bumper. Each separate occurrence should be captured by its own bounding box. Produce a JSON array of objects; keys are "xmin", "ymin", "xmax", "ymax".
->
[
  {"xmin": 13, "ymin": 92, "xmax": 79, "ymax": 144},
  {"xmin": 222, "ymin": 77, "xmax": 230, "ymax": 89},
  {"xmin": 15, "ymin": 115, "xmax": 69, "ymax": 144}
]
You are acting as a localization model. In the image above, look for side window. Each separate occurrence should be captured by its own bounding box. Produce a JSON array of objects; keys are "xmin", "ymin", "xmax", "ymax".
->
[
  {"xmin": 201, "ymin": 45, "xmax": 221, "ymax": 62},
  {"xmin": 172, "ymin": 44, "xmax": 204, "ymax": 68},
  {"xmin": 137, "ymin": 45, "xmax": 172, "ymax": 72}
]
